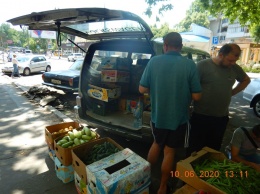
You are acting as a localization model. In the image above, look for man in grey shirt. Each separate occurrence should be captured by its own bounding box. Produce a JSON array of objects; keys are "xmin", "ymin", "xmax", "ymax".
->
[{"xmin": 187, "ymin": 43, "xmax": 250, "ymax": 156}]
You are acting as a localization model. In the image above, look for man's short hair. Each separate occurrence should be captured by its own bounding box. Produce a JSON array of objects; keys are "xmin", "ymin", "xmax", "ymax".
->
[
  {"xmin": 219, "ymin": 44, "xmax": 241, "ymax": 56},
  {"xmin": 163, "ymin": 32, "xmax": 182, "ymax": 48},
  {"xmin": 252, "ymin": 124, "xmax": 260, "ymax": 138}
]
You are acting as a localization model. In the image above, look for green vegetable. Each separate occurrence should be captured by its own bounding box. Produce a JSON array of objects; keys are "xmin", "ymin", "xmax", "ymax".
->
[
  {"xmin": 193, "ymin": 159, "xmax": 260, "ymax": 194},
  {"xmin": 61, "ymin": 141, "xmax": 73, "ymax": 148},
  {"xmin": 83, "ymin": 141, "xmax": 121, "ymax": 165},
  {"xmin": 83, "ymin": 127, "xmax": 91, "ymax": 136},
  {"xmin": 82, "ymin": 135, "xmax": 92, "ymax": 140}
]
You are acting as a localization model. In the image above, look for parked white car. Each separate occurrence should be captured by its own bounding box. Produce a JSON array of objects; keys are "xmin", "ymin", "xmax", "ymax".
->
[
  {"xmin": 243, "ymin": 78, "xmax": 260, "ymax": 117},
  {"xmin": 1, "ymin": 55, "xmax": 51, "ymax": 76},
  {"xmin": 67, "ymin": 53, "xmax": 83, "ymax": 62}
]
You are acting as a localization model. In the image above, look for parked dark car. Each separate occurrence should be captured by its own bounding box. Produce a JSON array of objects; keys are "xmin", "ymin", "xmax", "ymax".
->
[
  {"xmin": 8, "ymin": 8, "xmax": 210, "ymax": 142},
  {"xmin": 42, "ymin": 59, "xmax": 83, "ymax": 93}
]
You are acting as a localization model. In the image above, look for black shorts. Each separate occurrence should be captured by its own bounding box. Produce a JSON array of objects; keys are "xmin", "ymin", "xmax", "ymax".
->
[{"xmin": 151, "ymin": 122, "xmax": 190, "ymax": 149}]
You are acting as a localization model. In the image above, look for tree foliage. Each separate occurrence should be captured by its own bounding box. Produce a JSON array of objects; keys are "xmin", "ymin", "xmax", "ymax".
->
[
  {"xmin": 174, "ymin": 0, "xmax": 209, "ymax": 32},
  {"xmin": 144, "ymin": 0, "xmax": 173, "ymax": 22},
  {"xmin": 150, "ymin": 23, "xmax": 172, "ymax": 38},
  {"xmin": 0, "ymin": 23, "xmax": 55, "ymax": 52},
  {"xmin": 198, "ymin": 0, "xmax": 260, "ymax": 42},
  {"xmin": 199, "ymin": 0, "xmax": 260, "ymax": 25}
]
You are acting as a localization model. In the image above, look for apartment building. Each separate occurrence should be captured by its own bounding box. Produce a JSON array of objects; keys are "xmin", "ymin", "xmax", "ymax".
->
[{"xmin": 209, "ymin": 15, "xmax": 260, "ymax": 65}]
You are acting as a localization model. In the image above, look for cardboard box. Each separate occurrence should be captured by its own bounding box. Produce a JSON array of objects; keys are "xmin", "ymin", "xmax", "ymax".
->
[
  {"xmin": 92, "ymin": 99, "xmax": 119, "ymax": 116},
  {"xmin": 118, "ymin": 98, "xmax": 126, "ymax": 111},
  {"xmin": 138, "ymin": 187, "xmax": 149, "ymax": 194},
  {"xmin": 101, "ymin": 70, "xmax": 130, "ymax": 83},
  {"xmin": 87, "ymin": 185, "xmax": 149, "ymax": 194},
  {"xmin": 87, "ymin": 84, "xmax": 121, "ymax": 102},
  {"xmin": 176, "ymin": 147, "xmax": 227, "ymax": 194},
  {"xmin": 101, "ymin": 57, "xmax": 131, "ymax": 71},
  {"xmin": 74, "ymin": 171, "xmax": 87, "ymax": 194},
  {"xmin": 45, "ymin": 121, "xmax": 80, "ymax": 150},
  {"xmin": 54, "ymin": 130, "xmax": 100, "ymax": 166},
  {"xmin": 174, "ymin": 184, "xmax": 197, "ymax": 194},
  {"xmin": 116, "ymin": 58, "xmax": 131, "ymax": 71},
  {"xmin": 101, "ymin": 57, "xmax": 117, "ymax": 69},
  {"xmin": 48, "ymin": 145, "xmax": 55, "ymax": 161},
  {"xmin": 54, "ymin": 157, "xmax": 74, "ymax": 184},
  {"xmin": 86, "ymin": 148, "xmax": 151, "ymax": 194},
  {"xmin": 72, "ymin": 137, "xmax": 124, "ymax": 184}
]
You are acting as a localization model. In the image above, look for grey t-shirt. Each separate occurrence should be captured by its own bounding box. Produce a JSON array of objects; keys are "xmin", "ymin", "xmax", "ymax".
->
[
  {"xmin": 231, "ymin": 127, "xmax": 260, "ymax": 156},
  {"xmin": 194, "ymin": 59, "xmax": 247, "ymax": 117}
]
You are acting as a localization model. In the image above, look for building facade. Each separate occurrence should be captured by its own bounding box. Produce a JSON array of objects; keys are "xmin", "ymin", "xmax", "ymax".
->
[{"xmin": 209, "ymin": 15, "xmax": 260, "ymax": 65}]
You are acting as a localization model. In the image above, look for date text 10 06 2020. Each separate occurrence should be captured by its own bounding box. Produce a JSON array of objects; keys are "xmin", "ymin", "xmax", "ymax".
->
[{"xmin": 170, "ymin": 170, "xmax": 248, "ymax": 178}]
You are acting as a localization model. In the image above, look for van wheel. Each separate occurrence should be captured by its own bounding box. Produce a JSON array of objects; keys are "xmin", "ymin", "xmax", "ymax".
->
[
  {"xmin": 253, "ymin": 97, "xmax": 260, "ymax": 118},
  {"xmin": 46, "ymin": 66, "xmax": 51, "ymax": 72},
  {"xmin": 23, "ymin": 68, "xmax": 31, "ymax": 76}
]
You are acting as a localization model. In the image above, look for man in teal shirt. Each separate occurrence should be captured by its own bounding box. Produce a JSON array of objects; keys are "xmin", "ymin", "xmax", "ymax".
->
[{"xmin": 139, "ymin": 32, "xmax": 201, "ymax": 194}]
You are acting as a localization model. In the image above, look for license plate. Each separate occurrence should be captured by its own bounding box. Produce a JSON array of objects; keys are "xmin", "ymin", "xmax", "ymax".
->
[{"xmin": 51, "ymin": 79, "xmax": 61, "ymax": 84}]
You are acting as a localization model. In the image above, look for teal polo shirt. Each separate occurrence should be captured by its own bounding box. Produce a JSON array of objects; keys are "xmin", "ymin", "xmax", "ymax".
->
[{"xmin": 140, "ymin": 51, "xmax": 201, "ymax": 130}]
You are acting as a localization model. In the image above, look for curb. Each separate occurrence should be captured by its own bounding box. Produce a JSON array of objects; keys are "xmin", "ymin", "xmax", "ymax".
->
[
  {"xmin": 7, "ymin": 75, "xmax": 74, "ymax": 123},
  {"xmin": 45, "ymin": 105, "xmax": 74, "ymax": 122}
]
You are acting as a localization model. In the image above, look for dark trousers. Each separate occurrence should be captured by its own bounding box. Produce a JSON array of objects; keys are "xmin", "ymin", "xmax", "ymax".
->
[{"xmin": 186, "ymin": 113, "xmax": 229, "ymax": 156}]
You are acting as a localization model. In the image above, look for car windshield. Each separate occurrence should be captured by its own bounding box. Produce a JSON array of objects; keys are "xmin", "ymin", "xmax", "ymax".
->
[
  {"xmin": 74, "ymin": 53, "xmax": 82, "ymax": 56},
  {"xmin": 69, "ymin": 60, "xmax": 83, "ymax": 70},
  {"xmin": 17, "ymin": 56, "xmax": 30, "ymax": 62}
]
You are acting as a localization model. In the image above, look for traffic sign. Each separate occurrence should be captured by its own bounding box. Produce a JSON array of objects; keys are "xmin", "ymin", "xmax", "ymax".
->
[{"xmin": 212, "ymin": 36, "xmax": 218, "ymax": 45}]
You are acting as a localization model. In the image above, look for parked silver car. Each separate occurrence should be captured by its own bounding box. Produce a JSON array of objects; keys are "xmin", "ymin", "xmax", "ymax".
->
[
  {"xmin": 67, "ymin": 53, "xmax": 83, "ymax": 62},
  {"xmin": 2, "ymin": 55, "xmax": 51, "ymax": 76},
  {"xmin": 243, "ymin": 78, "xmax": 260, "ymax": 117}
]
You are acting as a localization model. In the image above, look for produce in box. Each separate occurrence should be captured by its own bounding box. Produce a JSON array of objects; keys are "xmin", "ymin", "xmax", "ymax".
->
[
  {"xmin": 83, "ymin": 142, "xmax": 121, "ymax": 164},
  {"xmin": 56, "ymin": 126, "xmax": 97, "ymax": 148},
  {"xmin": 52, "ymin": 126, "xmax": 74, "ymax": 134},
  {"xmin": 193, "ymin": 158, "xmax": 260, "ymax": 194}
]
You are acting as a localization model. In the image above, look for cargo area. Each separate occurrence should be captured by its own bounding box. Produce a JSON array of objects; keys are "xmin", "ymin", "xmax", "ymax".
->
[{"xmin": 85, "ymin": 51, "xmax": 152, "ymax": 130}]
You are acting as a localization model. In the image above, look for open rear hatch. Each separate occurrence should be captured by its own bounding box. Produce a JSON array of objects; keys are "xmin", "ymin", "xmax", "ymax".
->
[{"xmin": 7, "ymin": 8, "xmax": 153, "ymax": 41}]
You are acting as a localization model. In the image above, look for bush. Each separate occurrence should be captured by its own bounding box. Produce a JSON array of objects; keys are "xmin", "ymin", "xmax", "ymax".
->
[
  {"xmin": 241, "ymin": 65, "xmax": 252, "ymax": 72},
  {"xmin": 251, "ymin": 68, "xmax": 260, "ymax": 73},
  {"xmin": 241, "ymin": 65, "xmax": 260, "ymax": 73}
]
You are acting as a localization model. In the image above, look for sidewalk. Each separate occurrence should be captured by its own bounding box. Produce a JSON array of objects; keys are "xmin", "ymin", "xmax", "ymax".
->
[{"xmin": 0, "ymin": 75, "xmax": 77, "ymax": 194}]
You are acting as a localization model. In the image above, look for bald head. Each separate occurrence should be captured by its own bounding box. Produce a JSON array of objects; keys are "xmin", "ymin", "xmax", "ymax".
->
[
  {"xmin": 219, "ymin": 44, "xmax": 241, "ymax": 57},
  {"xmin": 216, "ymin": 43, "xmax": 241, "ymax": 67},
  {"xmin": 163, "ymin": 32, "xmax": 183, "ymax": 49}
]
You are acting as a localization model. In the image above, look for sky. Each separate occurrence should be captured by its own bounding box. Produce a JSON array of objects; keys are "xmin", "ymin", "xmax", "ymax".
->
[{"xmin": 1, "ymin": 0, "xmax": 194, "ymax": 28}]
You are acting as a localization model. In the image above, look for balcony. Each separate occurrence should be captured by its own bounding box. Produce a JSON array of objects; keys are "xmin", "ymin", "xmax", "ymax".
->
[
  {"xmin": 218, "ymin": 32, "xmax": 227, "ymax": 37},
  {"xmin": 221, "ymin": 22, "xmax": 229, "ymax": 28}
]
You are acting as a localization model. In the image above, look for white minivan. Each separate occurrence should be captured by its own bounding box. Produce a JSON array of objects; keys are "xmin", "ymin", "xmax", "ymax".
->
[{"xmin": 8, "ymin": 8, "xmax": 210, "ymax": 142}]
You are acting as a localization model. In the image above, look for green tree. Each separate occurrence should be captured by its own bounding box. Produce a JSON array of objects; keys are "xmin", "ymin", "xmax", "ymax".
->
[
  {"xmin": 150, "ymin": 23, "xmax": 172, "ymax": 38},
  {"xmin": 175, "ymin": 0, "xmax": 209, "ymax": 32},
  {"xmin": 198, "ymin": 0, "xmax": 260, "ymax": 42},
  {"xmin": 144, "ymin": 0, "xmax": 173, "ymax": 22}
]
